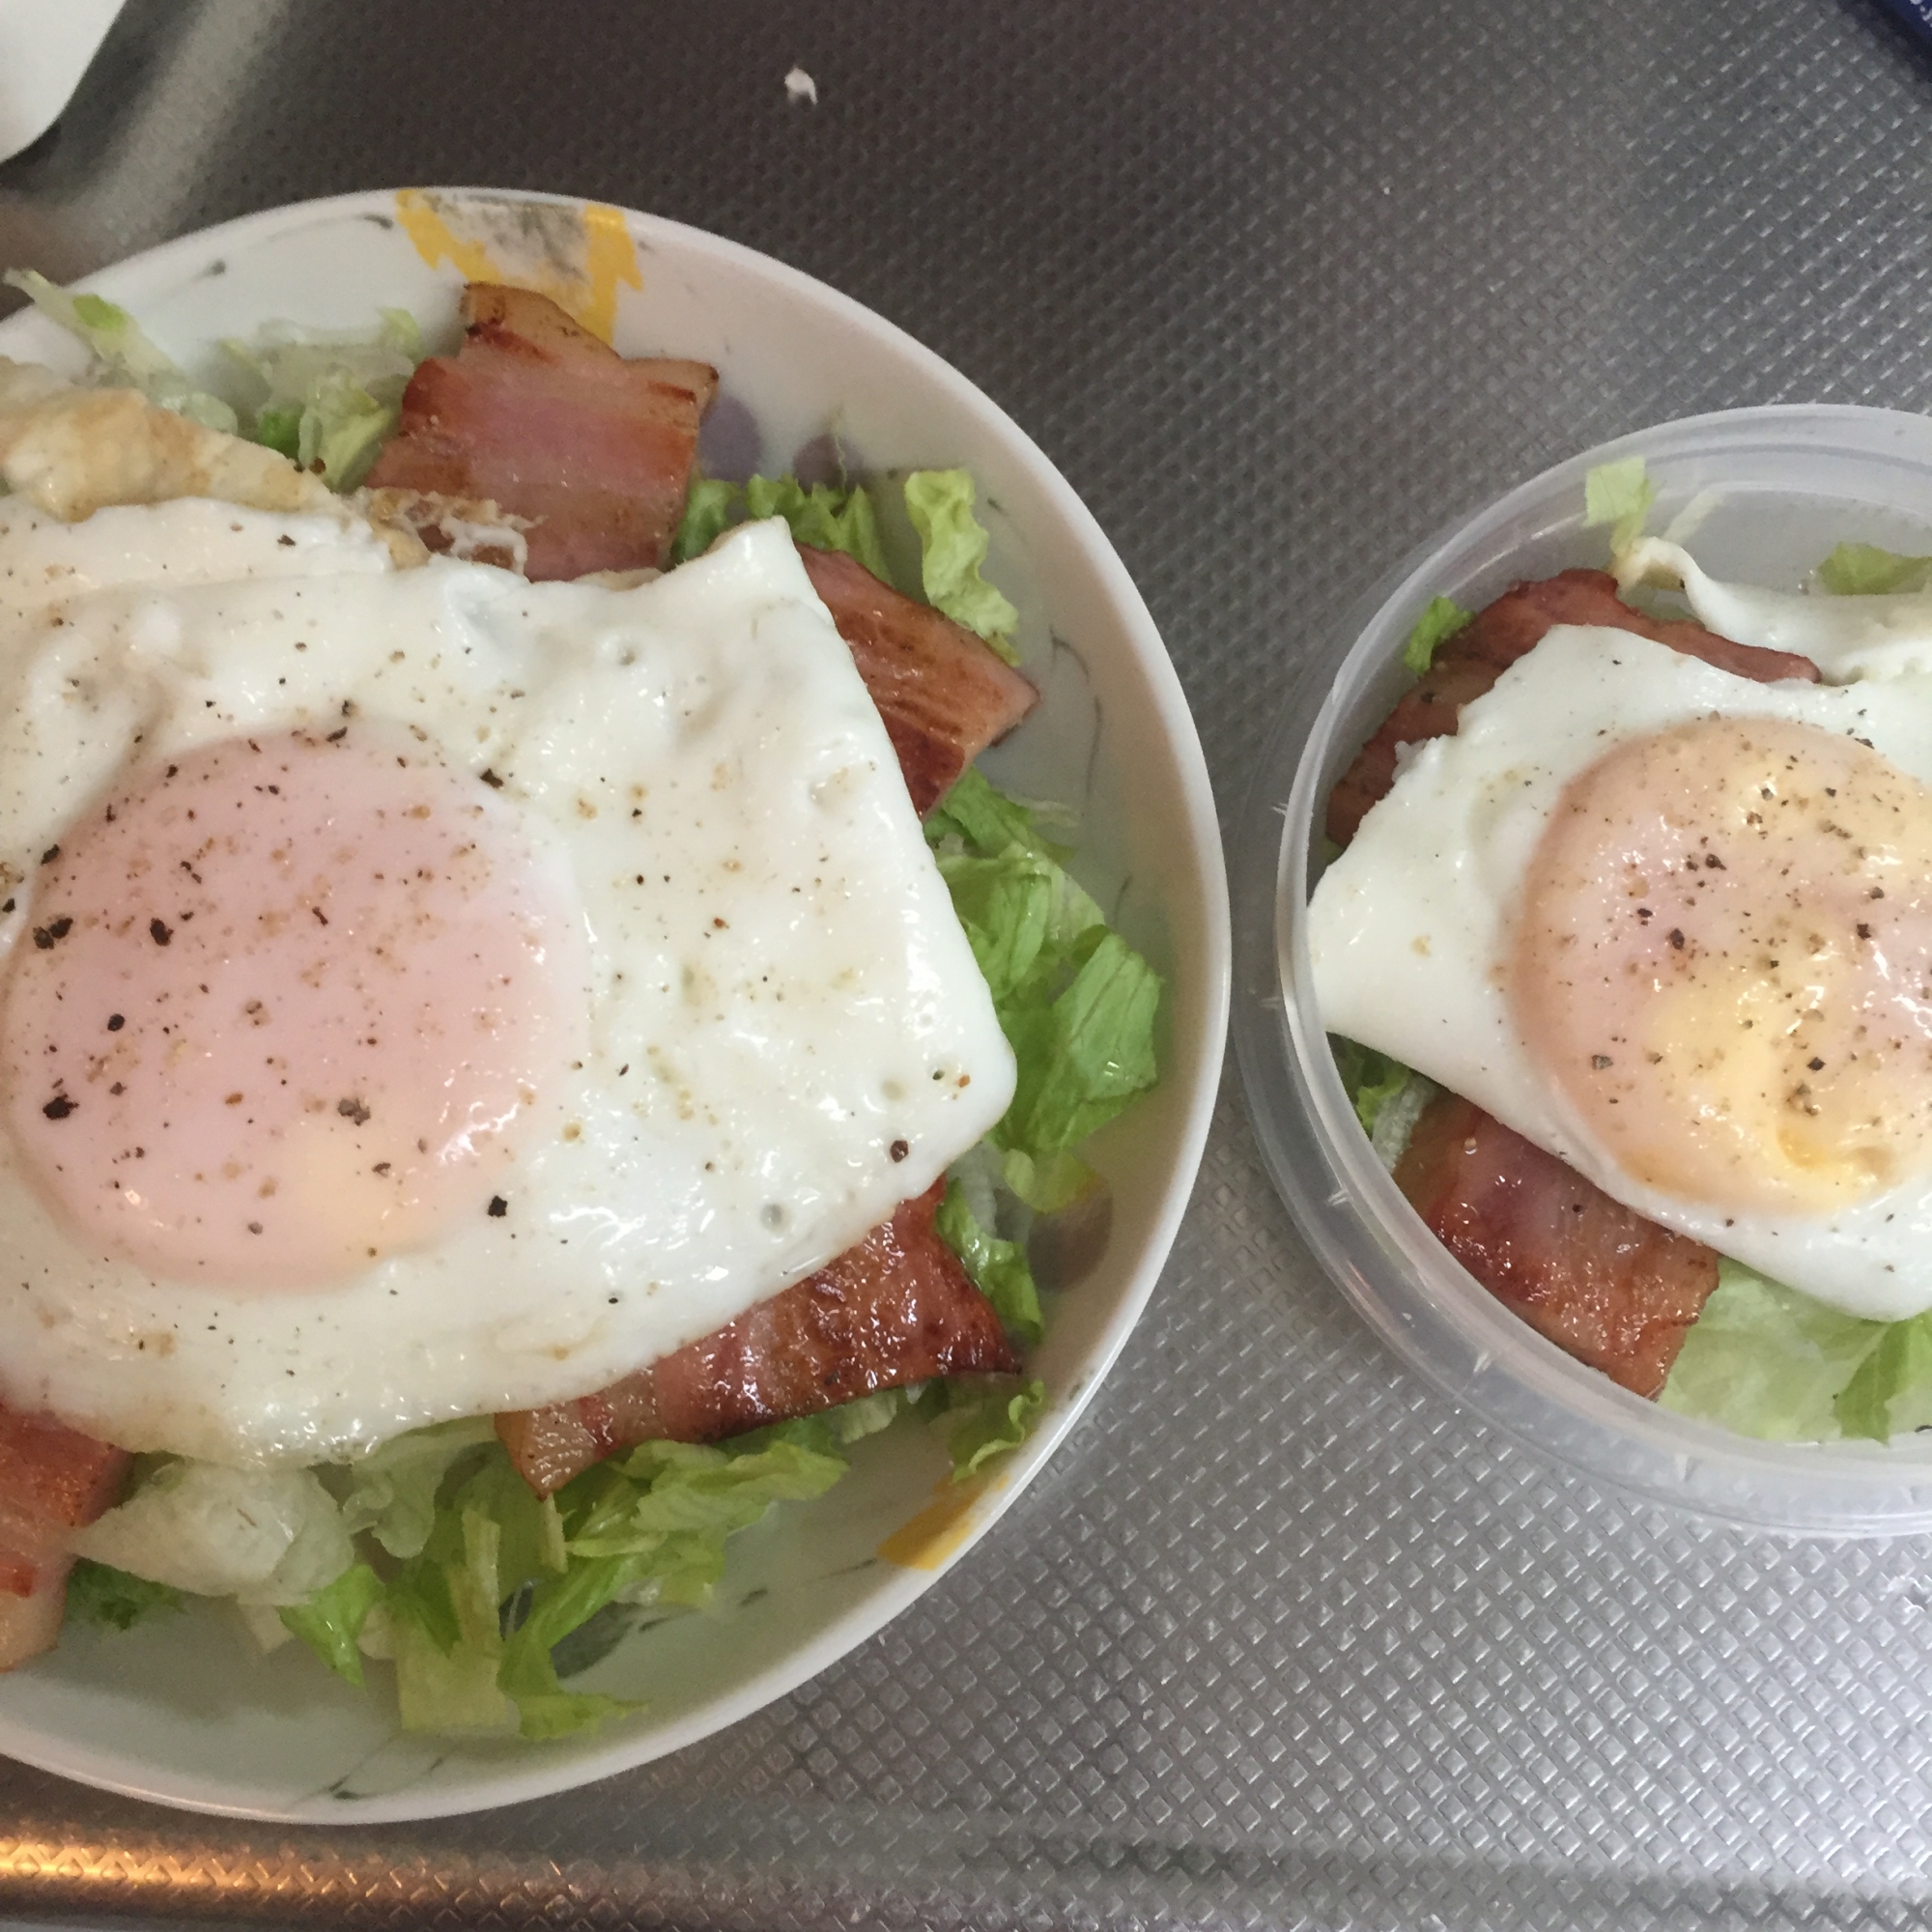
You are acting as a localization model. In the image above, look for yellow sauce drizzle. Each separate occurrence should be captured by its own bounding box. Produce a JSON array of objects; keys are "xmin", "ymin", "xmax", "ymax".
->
[
  {"xmin": 875, "ymin": 1471, "xmax": 1004, "ymax": 1571},
  {"xmin": 392, "ymin": 190, "xmax": 642, "ymax": 343}
]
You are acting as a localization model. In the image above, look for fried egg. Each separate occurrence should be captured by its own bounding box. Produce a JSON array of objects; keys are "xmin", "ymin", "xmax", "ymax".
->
[
  {"xmin": 1310, "ymin": 624, "xmax": 1932, "ymax": 1321},
  {"xmin": 0, "ymin": 499, "xmax": 1014, "ymax": 1462}
]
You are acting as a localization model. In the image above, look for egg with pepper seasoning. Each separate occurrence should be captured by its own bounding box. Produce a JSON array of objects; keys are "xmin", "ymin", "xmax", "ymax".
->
[
  {"xmin": 1310, "ymin": 621, "xmax": 1932, "ymax": 1321},
  {"xmin": 0, "ymin": 497, "xmax": 1014, "ymax": 1463}
]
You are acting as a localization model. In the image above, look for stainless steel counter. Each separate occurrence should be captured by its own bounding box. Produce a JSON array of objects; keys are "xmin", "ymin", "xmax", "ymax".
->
[{"xmin": 8, "ymin": 0, "xmax": 1932, "ymax": 1924}]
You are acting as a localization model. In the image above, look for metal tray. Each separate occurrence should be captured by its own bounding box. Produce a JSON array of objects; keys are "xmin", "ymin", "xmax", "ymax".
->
[{"xmin": 7, "ymin": 0, "xmax": 1932, "ymax": 1923}]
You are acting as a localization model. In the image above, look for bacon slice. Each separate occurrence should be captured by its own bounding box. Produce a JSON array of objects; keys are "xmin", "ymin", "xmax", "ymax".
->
[
  {"xmin": 797, "ymin": 546, "xmax": 1038, "ymax": 812},
  {"xmin": 1325, "ymin": 568, "xmax": 1820, "ymax": 848},
  {"xmin": 0, "ymin": 1403, "xmax": 128, "ymax": 1669},
  {"xmin": 1394, "ymin": 1094, "xmax": 1718, "ymax": 1397},
  {"xmin": 365, "ymin": 283, "xmax": 716, "ymax": 582},
  {"xmin": 498, "ymin": 1181, "xmax": 1019, "ymax": 1496}
]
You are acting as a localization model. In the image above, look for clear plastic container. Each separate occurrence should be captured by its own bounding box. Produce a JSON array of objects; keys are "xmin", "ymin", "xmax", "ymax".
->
[{"xmin": 1234, "ymin": 405, "xmax": 1932, "ymax": 1535}]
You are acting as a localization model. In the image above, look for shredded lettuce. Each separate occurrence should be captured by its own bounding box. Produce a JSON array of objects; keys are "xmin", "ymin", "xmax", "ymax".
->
[
  {"xmin": 3, "ymin": 269, "xmax": 238, "ymax": 432},
  {"xmin": 64, "ymin": 1558, "xmax": 183, "ymax": 1633},
  {"xmin": 1833, "ymin": 1313, "xmax": 1932, "ymax": 1441},
  {"xmin": 70, "ymin": 1461, "xmax": 354, "ymax": 1606},
  {"xmin": 1584, "ymin": 455, "xmax": 1655, "ymax": 555},
  {"xmin": 670, "ymin": 476, "xmax": 742, "ymax": 562},
  {"xmin": 1815, "ymin": 540, "xmax": 1932, "ymax": 596},
  {"xmin": 1329, "ymin": 1037, "xmax": 1436, "ymax": 1172},
  {"xmin": 337, "ymin": 1416, "xmax": 497, "ymax": 1560},
  {"xmin": 1658, "ymin": 1263, "xmax": 1880, "ymax": 1441},
  {"xmin": 928, "ymin": 770, "xmax": 1160, "ymax": 1173},
  {"xmin": 903, "ymin": 469, "xmax": 1020, "ymax": 663},
  {"xmin": 939, "ymin": 1379, "xmax": 1047, "ymax": 1481},
  {"xmin": 1332, "ymin": 1037, "xmax": 1411, "ymax": 1138},
  {"xmin": 1401, "ymin": 595, "xmax": 1472, "ymax": 675},
  {"xmin": 669, "ymin": 468, "xmax": 1020, "ymax": 668},
  {"xmin": 221, "ymin": 309, "xmax": 421, "ymax": 491},
  {"xmin": 279, "ymin": 1562, "xmax": 385, "ymax": 1686},
  {"xmin": 936, "ymin": 1178, "xmax": 1042, "ymax": 1342},
  {"xmin": 1653, "ymin": 1260, "xmax": 1932, "ymax": 1444},
  {"xmin": 747, "ymin": 474, "xmax": 892, "ymax": 579},
  {"xmin": 668, "ymin": 471, "xmax": 891, "ymax": 579}
]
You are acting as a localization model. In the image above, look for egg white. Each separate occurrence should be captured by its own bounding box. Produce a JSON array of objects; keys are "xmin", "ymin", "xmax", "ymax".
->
[
  {"xmin": 0, "ymin": 502, "xmax": 1015, "ymax": 1463},
  {"xmin": 1310, "ymin": 624, "xmax": 1932, "ymax": 1322}
]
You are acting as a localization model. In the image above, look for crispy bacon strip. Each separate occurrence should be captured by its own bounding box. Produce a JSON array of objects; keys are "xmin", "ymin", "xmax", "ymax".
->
[
  {"xmin": 797, "ymin": 545, "xmax": 1038, "ymax": 812},
  {"xmin": 0, "ymin": 1403, "xmax": 128, "ymax": 1670},
  {"xmin": 366, "ymin": 283, "xmax": 716, "ymax": 582},
  {"xmin": 498, "ymin": 1181, "xmax": 1019, "ymax": 1496},
  {"xmin": 1324, "ymin": 568, "xmax": 1820, "ymax": 848},
  {"xmin": 1394, "ymin": 1095, "xmax": 1718, "ymax": 1397}
]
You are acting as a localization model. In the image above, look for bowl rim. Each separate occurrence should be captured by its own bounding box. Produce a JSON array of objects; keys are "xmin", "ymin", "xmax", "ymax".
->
[
  {"xmin": 0, "ymin": 185, "xmax": 1233, "ymax": 1819},
  {"xmin": 1234, "ymin": 400, "xmax": 1932, "ymax": 1539}
]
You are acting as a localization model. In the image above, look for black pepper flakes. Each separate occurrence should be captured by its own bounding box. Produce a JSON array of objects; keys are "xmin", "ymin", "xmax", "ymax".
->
[
  {"xmin": 479, "ymin": 768, "xmax": 504, "ymax": 789},
  {"xmin": 106, "ymin": 1013, "xmax": 124, "ymax": 1032},
  {"xmin": 149, "ymin": 919, "xmax": 172, "ymax": 946},
  {"xmin": 336, "ymin": 1096, "xmax": 371, "ymax": 1125},
  {"xmin": 38, "ymin": 845, "xmax": 57, "ymax": 866},
  {"xmin": 1667, "ymin": 928, "xmax": 1686, "ymax": 950},
  {"xmin": 487, "ymin": 1195, "xmax": 508, "ymax": 1217},
  {"xmin": 889, "ymin": 1138, "xmax": 910, "ymax": 1162},
  {"xmin": 42, "ymin": 1094, "xmax": 74, "ymax": 1121}
]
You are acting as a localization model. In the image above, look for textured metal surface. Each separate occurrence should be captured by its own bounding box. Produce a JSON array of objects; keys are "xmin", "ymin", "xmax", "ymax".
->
[{"xmin": 8, "ymin": 0, "xmax": 1932, "ymax": 1924}]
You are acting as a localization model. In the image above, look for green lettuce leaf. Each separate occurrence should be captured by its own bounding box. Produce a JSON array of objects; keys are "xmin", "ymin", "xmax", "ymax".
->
[
  {"xmin": 1584, "ymin": 455, "xmax": 1655, "ymax": 554},
  {"xmin": 338, "ymin": 1416, "xmax": 496, "ymax": 1559},
  {"xmin": 3, "ymin": 269, "xmax": 238, "ymax": 432},
  {"xmin": 998, "ymin": 1145, "xmax": 1095, "ymax": 1214},
  {"xmin": 924, "ymin": 766, "xmax": 1068, "ymax": 861},
  {"xmin": 996, "ymin": 927, "xmax": 1161, "ymax": 1159},
  {"xmin": 1328, "ymin": 1037, "xmax": 1436, "ymax": 1170},
  {"xmin": 1401, "ymin": 595, "xmax": 1472, "ymax": 675},
  {"xmin": 362, "ymin": 1431, "xmax": 847, "ymax": 1741},
  {"xmin": 388, "ymin": 1506, "xmax": 513, "ymax": 1732},
  {"xmin": 669, "ymin": 476, "xmax": 741, "ymax": 563},
  {"xmin": 220, "ymin": 309, "xmax": 421, "ymax": 491},
  {"xmin": 1815, "ymin": 541, "xmax": 1932, "ymax": 596},
  {"xmin": 1835, "ymin": 1313, "xmax": 1932, "ymax": 1441},
  {"xmin": 903, "ymin": 469, "xmax": 1020, "ymax": 663},
  {"xmin": 669, "ymin": 473, "xmax": 892, "ymax": 579},
  {"xmin": 936, "ymin": 1177, "xmax": 1042, "ymax": 1342},
  {"xmin": 1332, "ymin": 1037, "xmax": 1414, "ymax": 1138},
  {"xmin": 70, "ymin": 1460, "xmax": 353, "ymax": 1606},
  {"xmin": 941, "ymin": 1379, "xmax": 1047, "ymax": 1481},
  {"xmin": 936, "ymin": 841, "xmax": 1104, "ymax": 1005},
  {"xmin": 1658, "ymin": 1261, "xmax": 1884, "ymax": 1442},
  {"xmin": 63, "ymin": 1559, "xmax": 183, "ymax": 1633},
  {"xmin": 746, "ymin": 474, "xmax": 892, "ymax": 580},
  {"xmin": 279, "ymin": 1562, "xmax": 385, "ymax": 1686},
  {"xmin": 929, "ymin": 772, "xmax": 1160, "ymax": 1165}
]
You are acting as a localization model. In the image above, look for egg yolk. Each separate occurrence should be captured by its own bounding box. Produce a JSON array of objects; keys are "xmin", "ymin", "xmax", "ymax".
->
[
  {"xmin": 1511, "ymin": 713, "xmax": 1932, "ymax": 1215},
  {"xmin": 0, "ymin": 726, "xmax": 583, "ymax": 1288}
]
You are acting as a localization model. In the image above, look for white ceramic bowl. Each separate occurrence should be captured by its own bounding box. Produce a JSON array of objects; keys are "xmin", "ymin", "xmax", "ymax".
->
[
  {"xmin": 0, "ymin": 188, "xmax": 1230, "ymax": 1819},
  {"xmin": 1236, "ymin": 405, "xmax": 1932, "ymax": 1538}
]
